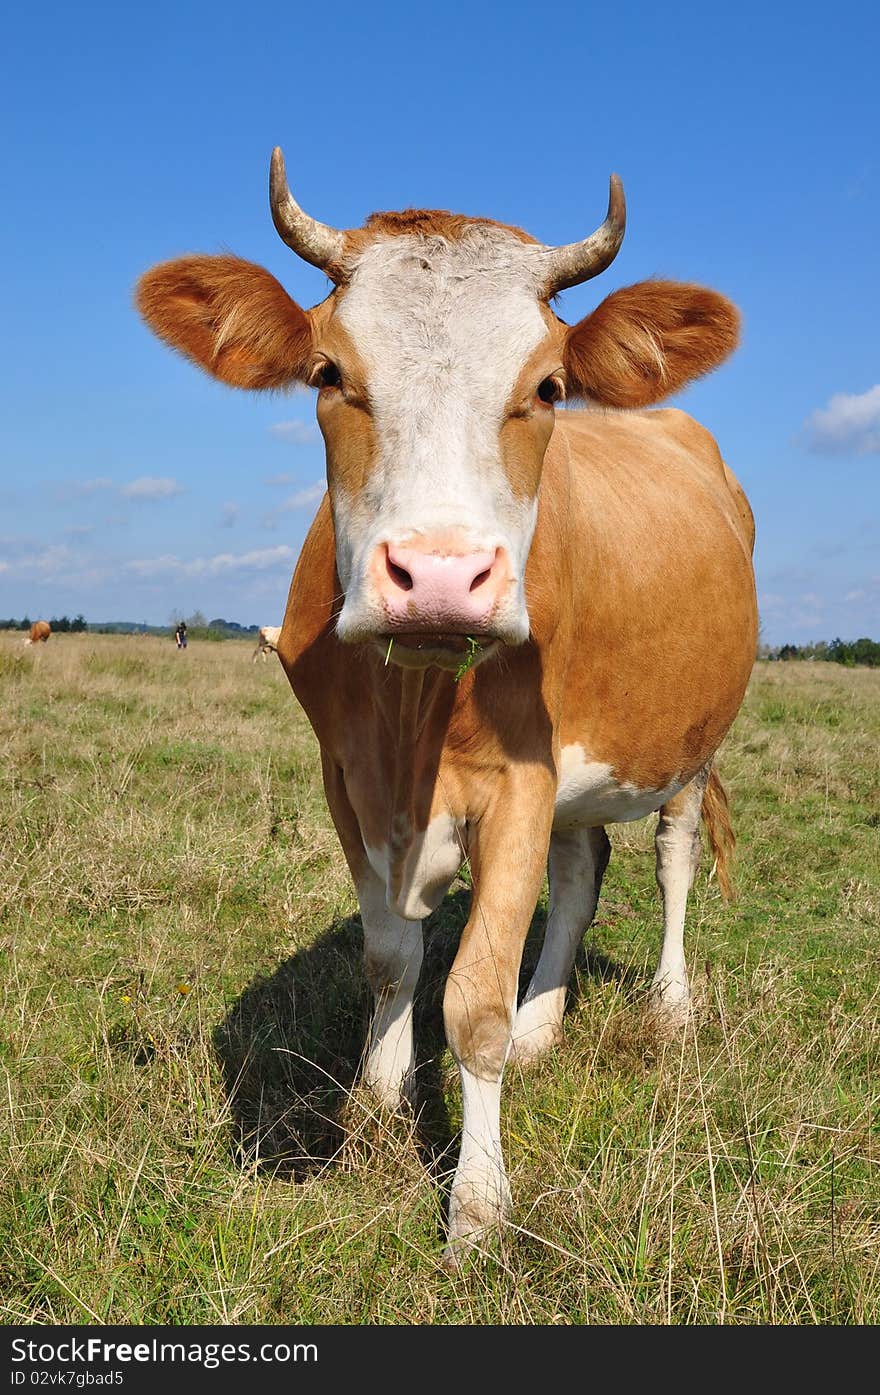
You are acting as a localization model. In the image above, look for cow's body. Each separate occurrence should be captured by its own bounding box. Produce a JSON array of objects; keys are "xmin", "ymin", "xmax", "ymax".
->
[
  {"xmin": 282, "ymin": 408, "xmax": 755, "ymax": 874},
  {"xmin": 279, "ymin": 404, "xmax": 755, "ymax": 1246},
  {"xmin": 137, "ymin": 149, "xmax": 756, "ymax": 1261},
  {"xmin": 252, "ymin": 624, "xmax": 282, "ymax": 663},
  {"xmin": 24, "ymin": 620, "xmax": 51, "ymax": 646}
]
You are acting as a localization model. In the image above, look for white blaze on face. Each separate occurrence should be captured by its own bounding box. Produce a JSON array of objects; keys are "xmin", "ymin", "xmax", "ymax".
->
[{"xmin": 332, "ymin": 227, "xmax": 549, "ymax": 639}]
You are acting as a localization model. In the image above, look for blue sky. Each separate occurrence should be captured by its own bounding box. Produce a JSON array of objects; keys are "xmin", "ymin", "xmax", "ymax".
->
[{"xmin": 1, "ymin": 0, "xmax": 877, "ymax": 643}]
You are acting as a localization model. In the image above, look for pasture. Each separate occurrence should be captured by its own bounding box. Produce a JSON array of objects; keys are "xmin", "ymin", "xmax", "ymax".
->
[{"xmin": 1, "ymin": 632, "xmax": 878, "ymax": 1324}]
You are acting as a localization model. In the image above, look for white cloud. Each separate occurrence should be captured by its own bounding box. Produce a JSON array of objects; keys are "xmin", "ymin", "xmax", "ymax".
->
[
  {"xmin": 757, "ymin": 591, "xmax": 786, "ymax": 612},
  {"xmin": 120, "ymin": 476, "xmax": 185, "ymax": 500},
  {"xmin": 125, "ymin": 545, "xmax": 296, "ymax": 579},
  {"xmin": 66, "ymin": 477, "xmax": 115, "ymax": 498},
  {"xmin": 58, "ymin": 475, "xmax": 185, "ymax": 503},
  {"xmin": 276, "ymin": 482, "xmax": 325, "ymax": 511},
  {"xmin": 64, "ymin": 523, "xmax": 96, "ymax": 537},
  {"xmin": 4, "ymin": 544, "xmax": 77, "ymax": 576},
  {"xmin": 270, "ymin": 420, "xmax": 319, "ymax": 444},
  {"xmin": 0, "ymin": 541, "xmax": 109, "ymax": 589},
  {"xmin": 803, "ymin": 384, "xmax": 880, "ymax": 455},
  {"xmin": 261, "ymin": 481, "xmax": 325, "ymax": 528},
  {"xmin": 845, "ymin": 588, "xmax": 866, "ymax": 602},
  {"xmin": 220, "ymin": 502, "xmax": 240, "ymax": 528}
]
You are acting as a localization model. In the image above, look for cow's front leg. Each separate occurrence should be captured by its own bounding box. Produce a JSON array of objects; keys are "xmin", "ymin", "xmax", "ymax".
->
[
  {"xmin": 357, "ymin": 870, "xmax": 423, "ymax": 1110},
  {"xmin": 650, "ymin": 765, "xmax": 710, "ymax": 1028},
  {"xmin": 321, "ymin": 754, "xmax": 422, "ymax": 1112},
  {"xmin": 442, "ymin": 775, "xmax": 554, "ymax": 1261}
]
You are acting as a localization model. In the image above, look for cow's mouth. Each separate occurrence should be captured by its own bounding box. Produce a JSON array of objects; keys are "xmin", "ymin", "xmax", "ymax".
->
[{"xmin": 374, "ymin": 631, "xmax": 497, "ymax": 672}]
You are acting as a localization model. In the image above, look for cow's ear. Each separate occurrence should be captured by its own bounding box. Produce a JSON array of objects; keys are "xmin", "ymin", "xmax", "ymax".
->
[
  {"xmin": 564, "ymin": 280, "xmax": 739, "ymax": 409},
  {"xmin": 136, "ymin": 254, "xmax": 313, "ymax": 389}
]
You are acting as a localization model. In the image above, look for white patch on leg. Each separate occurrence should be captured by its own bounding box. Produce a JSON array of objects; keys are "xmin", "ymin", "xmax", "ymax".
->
[
  {"xmin": 447, "ymin": 1068, "xmax": 510, "ymax": 1254},
  {"xmin": 364, "ymin": 811, "xmax": 465, "ymax": 920},
  {"xmin": 554, "ymin": 743, "xmax": 683, "ymax": 828},
  {"xmin": 357, "ymin": 875, "xmax": 423, "ymax": 1110},
  {"xmin": 650, "ymin": 781, "xmax": 705, "ymax": 1026},
  {"xmin": 512, "ymin": 826, "xmax": 607, "ymax": 1063}
]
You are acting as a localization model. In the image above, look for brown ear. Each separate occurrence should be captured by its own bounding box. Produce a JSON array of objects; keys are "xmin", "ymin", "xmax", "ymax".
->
[
  {"xmin": 135, "ymin": 254, "xmax": 313, "ymax": 389},
  {"xmin": 564, "ymin": 280, "xmax": 740, "ymax": 408}
]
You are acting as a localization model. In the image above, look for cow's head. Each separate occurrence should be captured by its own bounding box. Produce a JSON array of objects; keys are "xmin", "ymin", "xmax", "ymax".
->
[{"xmin": 137, "ymin": 149, "xmax": 738, "ymax": 670}]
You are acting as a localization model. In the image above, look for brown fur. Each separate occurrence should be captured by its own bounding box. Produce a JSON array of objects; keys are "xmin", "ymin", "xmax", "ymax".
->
[
  {"xmin": 564, "ymin": 280, "xmax": 740, "ymax": 408},
  {"xmin": 28, "ymin": 620, "xmax": 51, "ymax": 644},
  {"xmin": 701, "ymin": 766, "xmax": 736, "ymax": 900},
  {"xmin": 277, "ymin": 409, "xmax": 756, "ymax": 1072},
  {"xmin": 360, "ymin": 208, "xmax": 537, "ymax": 243},
  {"xmin": 135, "ymin": 255, "xmax": 313, "ymax": 389}
]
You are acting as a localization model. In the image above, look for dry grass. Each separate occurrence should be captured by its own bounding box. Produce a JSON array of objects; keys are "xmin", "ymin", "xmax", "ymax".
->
[{"xmin": 1, "ymin": 634, "xmax": 878, "ymax": 1324}]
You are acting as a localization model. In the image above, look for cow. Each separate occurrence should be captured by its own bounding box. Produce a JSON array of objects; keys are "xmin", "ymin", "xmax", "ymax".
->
[
  {"xmin": 136, "ymin": 148, "xmax": 757, "ymax": 1263},
  {"xmin": 24, "ymin": 620, "xmax": 51, "ymax": 646},
  {"xmin": 252, "ymin": 624, "xmax": 282, "ymax": 663}
]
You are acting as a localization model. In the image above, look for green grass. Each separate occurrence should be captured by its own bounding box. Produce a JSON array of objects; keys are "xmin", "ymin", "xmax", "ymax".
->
[{"xmin": 1, "ymin": 634, "xmax": 878, "ymax": 1323}]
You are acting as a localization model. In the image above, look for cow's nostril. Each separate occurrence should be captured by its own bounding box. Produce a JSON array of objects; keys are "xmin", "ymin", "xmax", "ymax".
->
[
  {"xmin": 469, "ymin": 568, "xmax": 492, "ymax": 592},
  {"xmin": 386, "ymin": 556, "xmax": 414, "ymax": 591}
]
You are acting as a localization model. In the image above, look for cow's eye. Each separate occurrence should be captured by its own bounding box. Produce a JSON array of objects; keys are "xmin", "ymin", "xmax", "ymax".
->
[
  {"xmin": 537, "ymin": 376, "xmax": 564, "ymax": 405},
  {"xmin": 313, "ymin": 360, "xmax": 341, "ymax": 390}
]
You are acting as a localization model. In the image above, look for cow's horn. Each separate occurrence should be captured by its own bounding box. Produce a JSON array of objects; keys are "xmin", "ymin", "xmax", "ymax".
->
[
  {"xmin": 538, "ymin": 175, "xmax": 626, "ymax": 296},
  {"xmin": 270, "ymin": 147, "xmax": 347, "ymax": 277}
]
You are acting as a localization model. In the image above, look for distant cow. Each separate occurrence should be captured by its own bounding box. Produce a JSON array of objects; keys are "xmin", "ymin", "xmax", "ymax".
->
[
  {"xmin": 138, "ymin": 148, "xmax": 757, "ymax": 1262},
  {"xmin": 24, "ymin": 621, "xmax": 51, "ymax": 646},
  {"xmin": 252, "ymin": 625, "xmax": 282, "ymax": 663}
]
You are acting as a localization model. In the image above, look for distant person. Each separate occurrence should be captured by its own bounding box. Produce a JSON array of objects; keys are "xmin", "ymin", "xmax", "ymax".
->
[{"xmin": 175, "ymin": 621, "xmax": 188, "ymax": 650}]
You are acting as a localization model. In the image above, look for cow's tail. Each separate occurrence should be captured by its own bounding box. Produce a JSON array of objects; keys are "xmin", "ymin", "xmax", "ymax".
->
[{"xmin": 701, "ymin": 766, "xmax": 736, "ymax": 901}]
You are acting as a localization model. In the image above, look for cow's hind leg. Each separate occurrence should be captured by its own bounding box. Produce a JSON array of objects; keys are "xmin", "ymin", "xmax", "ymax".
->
[
  {"xmin": 650, "ymin": 765, "xmax": 710, "ymax": 1028},
  {"xmin": 511, "ymin": 825, "xmax": 610, "ymax": 1064}
]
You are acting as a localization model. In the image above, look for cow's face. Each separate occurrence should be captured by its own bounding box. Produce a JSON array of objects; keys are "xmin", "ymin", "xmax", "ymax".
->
[
  {"xmin": 137, "ymin": 152, "xmax": 738, "ymax": 670},
  {"xmin": 309, "ymin": 226, "xmax": 565, "ymax": 663}
]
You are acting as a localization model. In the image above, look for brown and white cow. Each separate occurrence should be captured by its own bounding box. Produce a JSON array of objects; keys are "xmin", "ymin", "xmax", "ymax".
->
[
  {"xmin": 252, "ymin": 624, "xmax": 282, "ymax": 663},
  {"xmin": 137, "ymin": 149, "xmax": 757, "ymax": 1261},
  {"xmin": 24, "ymin": 620, "xmax": 51, "ymax": 646}
]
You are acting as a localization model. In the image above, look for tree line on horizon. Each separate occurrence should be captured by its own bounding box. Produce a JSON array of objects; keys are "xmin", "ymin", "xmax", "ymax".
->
[
  {"xmin": 1, "ymin": 613, "xmax": 261, "ymax": 640},
  {"xmin": 1, "ymin": 614, "xmax": 88, "ymax": 633},
  {"xmin": 758, "ymin": 636, "xmax": 880, "ymax": 668}
]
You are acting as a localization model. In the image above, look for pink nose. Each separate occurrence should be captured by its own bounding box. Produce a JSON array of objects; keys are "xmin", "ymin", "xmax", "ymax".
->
[{"xmin": 371, "ymin": 537, "xmax": 510, "ymax": 631}]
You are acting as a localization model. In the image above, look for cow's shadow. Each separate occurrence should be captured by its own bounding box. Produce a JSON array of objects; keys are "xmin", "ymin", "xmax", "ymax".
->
[{"xmin": 213, "ymin": 888, "xmax": 631, "ymax": 1183}]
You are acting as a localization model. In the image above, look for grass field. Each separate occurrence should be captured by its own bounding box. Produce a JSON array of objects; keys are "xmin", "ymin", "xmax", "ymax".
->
[{"xmin": 1, "ymin": 632, "xmax": 878, "ymax": 1324}]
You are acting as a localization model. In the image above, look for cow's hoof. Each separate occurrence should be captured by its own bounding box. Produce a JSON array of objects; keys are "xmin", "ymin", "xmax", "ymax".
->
[
  {"xmin": 362, "ymin": 1075, "xmax": 414, "ymax": 1115},
  {"xmin": 646, "ymin": 988, "xmax": 691, "ymax": 1039},
  {"xmin": 509, "ymin": 1020, "xmax": 563, "ymax": 1065},
  {"xmin": 445, "ymin": 1172, "xmax": 511, "ymax": 1268}
]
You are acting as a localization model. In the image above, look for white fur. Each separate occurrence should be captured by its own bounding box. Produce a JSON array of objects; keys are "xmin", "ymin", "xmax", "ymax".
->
[
  {"xmin": 333, "ymin": 228, "xmax": 549, "ymax": 643},
  {"xmin": 364, "ymin": 811, "xmax": 465, "ymax": 920},
  {"xmin": 252, "ymin": 624, "xmax": 282, "ymax": 662},
  {"xmin": 356, "ymin": 871, "xmax": 422, "ymax": 1109},
  {"xmin": 553, "ymin": 742, "xmax": 683, "ymax": 828},
  {"xmin": 651, "ymin": 775, "xmax": 706, "ymax": 1021},
  {"xmin": 447, "ymin": 1067, "xmax": 510, "ymax": 1248},
  {"xmin": 512, "ymin": 826, "xmax": 607, "ymax": 1061}
]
